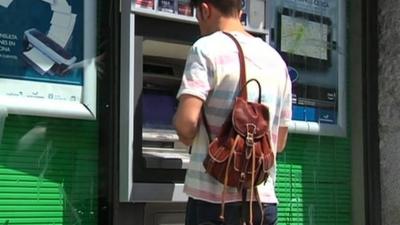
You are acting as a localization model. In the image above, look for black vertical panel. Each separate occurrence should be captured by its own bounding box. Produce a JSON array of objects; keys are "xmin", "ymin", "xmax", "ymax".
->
[
  {"xmin": 362, "ymin": 0, "xmax": 381, "ymax": 224},
  {"xmin": 98, "ymin": 0, "xmax": 120, "ymax": 224}
]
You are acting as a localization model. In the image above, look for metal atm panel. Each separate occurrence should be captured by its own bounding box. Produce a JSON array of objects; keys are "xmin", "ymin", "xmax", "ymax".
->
[
  {"xmin": 127, "ymin": 35, "xmax": 192, "ymax": 202},
  {"xmin": 140, "ymin": 38, "xmax": 190, "ymax": 170},
  {"xmin": 119, "ymin": 12, "xmax": 202, "ymax": 203}
]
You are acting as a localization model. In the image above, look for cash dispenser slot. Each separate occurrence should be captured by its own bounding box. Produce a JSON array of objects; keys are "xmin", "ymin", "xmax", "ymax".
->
[{"xmin": 142, "ymin": 128, "xmax": 190, "ymax": 169}]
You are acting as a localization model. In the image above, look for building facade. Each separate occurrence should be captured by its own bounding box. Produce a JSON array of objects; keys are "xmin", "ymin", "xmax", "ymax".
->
[{"xmin": 0, "ymin": 0, "xmax": 396, "ymax": 225}]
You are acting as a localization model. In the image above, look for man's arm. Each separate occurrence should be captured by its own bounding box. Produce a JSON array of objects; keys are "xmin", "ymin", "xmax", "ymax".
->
[
  {"xmin": 173, "ymin": 94, "xmax": 204, "ymax": 146},
  {"xmin": 277, "ymin": 126, "xmax": 289, "ymax": 153},
  {"xmin": 277, "ymin": 66, "xmax": 292, "ymax": 153}
]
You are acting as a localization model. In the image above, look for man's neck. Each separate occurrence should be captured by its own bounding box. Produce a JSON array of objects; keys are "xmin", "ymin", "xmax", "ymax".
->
[{"xmin": 214, "ymin": 17, "xmax": 249, "ymax": 35}]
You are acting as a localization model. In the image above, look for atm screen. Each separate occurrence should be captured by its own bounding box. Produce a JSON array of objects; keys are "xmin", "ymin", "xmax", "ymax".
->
[{"xmin": 142, "ymin": 89, "xmax": 177, "ymax": 130}]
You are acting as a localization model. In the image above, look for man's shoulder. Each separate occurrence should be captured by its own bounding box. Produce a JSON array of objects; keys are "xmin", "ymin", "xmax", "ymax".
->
[
  {"xmin": 190, "ymin": 32, "xmax": 234, "ymax": 59},
  {"xmin": 191, "ymin": 32, "xmax": 287, "ymax": 69},
  {"xmin": 245, "ymin": 40, "xmax": 287, "ymax": 69},
  {"xmin": 193, "ymin": 32, "xmax": 226, "ymax": 48}
]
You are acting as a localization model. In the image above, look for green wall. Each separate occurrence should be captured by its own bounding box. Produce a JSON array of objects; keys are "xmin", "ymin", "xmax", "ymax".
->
[
  {"xmin": 277, "ymin": 134, "xmax": 351, "ymax": 224},
  {"xmin": 0, "ymin": 115, "xmax": 351, "ymax": 225},
  {"xmin": 0, "ymin": 115, "xmax": 98, "ymax": 225}
]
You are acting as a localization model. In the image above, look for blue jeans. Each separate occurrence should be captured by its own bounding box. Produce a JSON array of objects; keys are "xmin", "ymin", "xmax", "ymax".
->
[{"xmin": 185, "ymin": 198, "xmax": 278, "ymax": 225}]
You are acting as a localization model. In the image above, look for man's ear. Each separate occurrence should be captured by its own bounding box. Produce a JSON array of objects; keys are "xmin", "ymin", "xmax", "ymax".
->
[{"xmin": 199, "ymin": 2, "xmax": 211, "ymax": 20}]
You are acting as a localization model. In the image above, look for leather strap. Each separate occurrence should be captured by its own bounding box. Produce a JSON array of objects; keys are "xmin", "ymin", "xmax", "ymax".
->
[
  {"xmin": 223, "ymin": 32, "xmax": 247, "ymax": 99},
  {"xmin": 202, "ymin": 32, "xmax": 247, "ymax": 142},
  {"xmin": 219, "ymin": 135, "xmax": 241, "ymax": 221}
]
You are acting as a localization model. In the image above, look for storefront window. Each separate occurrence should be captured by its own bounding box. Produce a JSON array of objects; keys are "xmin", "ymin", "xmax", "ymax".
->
[
  {"xmin": 270, "ymin": 0, "xmax": 353, "ymax": 224},
  {"xmin": 0, "ymin": 0, "xmax": 361, "ymax": 224}
]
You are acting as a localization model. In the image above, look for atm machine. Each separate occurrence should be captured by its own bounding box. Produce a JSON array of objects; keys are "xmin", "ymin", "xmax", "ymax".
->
[
  {"xmin": 131, "ymin": 35, "xmax": 192, "ymax": 225},
  {"xmin": 119, "ymin": 2, "xmax": 272, "ymax": 225},
  {"xmin": 119, "ymin": 13, "xmax": 200, "ymax": 225}
]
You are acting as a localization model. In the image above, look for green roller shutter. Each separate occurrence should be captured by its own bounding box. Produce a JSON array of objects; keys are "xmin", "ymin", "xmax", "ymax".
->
[
  {"xmin": 276, "ymin": 134, "xmax": 351, "ymax": 225},
  {"xmin": 0, "ymin": 118, "xmax": 352, "ymax": 225},
  {"xmin": 0, "ymin": 115, "xmax": 98, "ymax": 225}
]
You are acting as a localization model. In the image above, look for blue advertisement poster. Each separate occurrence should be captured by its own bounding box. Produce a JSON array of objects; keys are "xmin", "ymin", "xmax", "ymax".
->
[
  {"xmin": 0, "ymin": 0, "xmax": 83, "ymax": 85},
  {"xmin": 0, "ymin": 0, "xmax": 97, "ymax": 120}
]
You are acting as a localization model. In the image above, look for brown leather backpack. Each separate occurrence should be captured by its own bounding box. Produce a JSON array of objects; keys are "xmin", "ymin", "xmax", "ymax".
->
[{"xmin": 202, "ymin": 32, "xmax": 274, "ymax": 225}]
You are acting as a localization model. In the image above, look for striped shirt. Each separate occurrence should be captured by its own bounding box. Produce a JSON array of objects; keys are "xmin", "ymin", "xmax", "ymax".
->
[{"xmin": 177, "ymin": 31, "xmax": 292, "ymax": 203}]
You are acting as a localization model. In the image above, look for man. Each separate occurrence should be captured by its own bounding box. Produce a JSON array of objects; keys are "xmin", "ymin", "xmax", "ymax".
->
[{"xmin": 173, "ymin": 0, "xmax": 292, "ymax": 224}]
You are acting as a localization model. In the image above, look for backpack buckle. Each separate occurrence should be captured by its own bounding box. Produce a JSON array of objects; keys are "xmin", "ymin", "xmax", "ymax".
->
[{"xmin": 246, "ymin": 123, "xmax": 256, "ymax": 147}]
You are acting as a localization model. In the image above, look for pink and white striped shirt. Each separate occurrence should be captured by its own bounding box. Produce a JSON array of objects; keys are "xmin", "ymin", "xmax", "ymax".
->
[{"xmin": 177, "ymin": 31, "xmax": 292, "ymax": 204}]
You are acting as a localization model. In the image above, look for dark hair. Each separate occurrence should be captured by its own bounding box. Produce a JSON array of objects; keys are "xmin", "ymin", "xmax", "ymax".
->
[{"xmin": 190, "ymin": 0, "xmax": 243, "ymax": 16}]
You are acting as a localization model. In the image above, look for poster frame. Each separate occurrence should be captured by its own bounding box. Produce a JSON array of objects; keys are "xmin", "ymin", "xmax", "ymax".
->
[{"xmin": 271, "ymin": 0, "xmax": 347, "ymax": 137}]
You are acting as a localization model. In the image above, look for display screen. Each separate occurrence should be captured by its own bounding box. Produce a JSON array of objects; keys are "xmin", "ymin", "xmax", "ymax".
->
[
  {"xmin": 277, "ymin": 8, "xmax": 332, "ymax": 69},
  {"xmin": 142, "ymin": 89, "xmax": 177, "ymax": 130}
]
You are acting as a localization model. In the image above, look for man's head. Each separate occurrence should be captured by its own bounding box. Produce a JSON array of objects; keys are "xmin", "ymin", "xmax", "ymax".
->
[
  {"xmin": 190, "ymin": 0, "xmax": 242, "ymax": 17},
  {"xmin": 190, "ymin": 0, "xmax": 244, "ymax": 35}
]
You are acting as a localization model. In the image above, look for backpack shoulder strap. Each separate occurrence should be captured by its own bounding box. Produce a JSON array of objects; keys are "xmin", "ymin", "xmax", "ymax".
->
[
  {"xmin": 202, "ymin": 32, "xmax": 247, "ymax": 142},
  {"xmin": 222, "ymin": 32, "xmax": 247, "ymax": 99}
]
